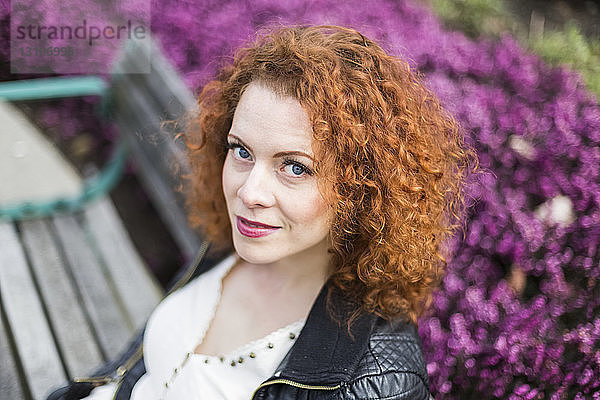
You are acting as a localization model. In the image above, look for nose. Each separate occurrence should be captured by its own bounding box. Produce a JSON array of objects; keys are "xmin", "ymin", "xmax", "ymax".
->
[{"xmin": 237, "ymin": 163, "xmax": 276, "ymax": 208}]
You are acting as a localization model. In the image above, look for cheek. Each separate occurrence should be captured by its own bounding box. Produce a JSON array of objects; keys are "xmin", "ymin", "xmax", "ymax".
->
[{"xmin": 284, "ymin": 188, "xmax": 331, "ymax": 229}]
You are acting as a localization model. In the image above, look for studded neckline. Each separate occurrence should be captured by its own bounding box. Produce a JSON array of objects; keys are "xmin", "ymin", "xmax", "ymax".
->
[
  {"xmin": 157, "ymin": 254, "xmax": 307, "ymax": 398},
  {"xmin": 191, "ymin": 319, "xmax": 305, "ymax": 367}
]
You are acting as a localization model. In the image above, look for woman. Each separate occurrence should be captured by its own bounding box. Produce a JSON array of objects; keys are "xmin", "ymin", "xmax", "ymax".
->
[{"xmin": 50, "ymin": 24, "xmax": 475, "ymax": 399}]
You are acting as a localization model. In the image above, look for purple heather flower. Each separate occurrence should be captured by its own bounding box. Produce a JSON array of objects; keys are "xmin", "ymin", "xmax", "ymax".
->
[{"xmin": 1, "ymin": 0, "xmax": 599, "ymax": 397}]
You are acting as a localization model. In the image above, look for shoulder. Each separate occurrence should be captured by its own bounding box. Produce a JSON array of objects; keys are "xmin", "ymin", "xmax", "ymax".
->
[{"xmin": 342, "ymin": 318, "xmax": 431, "ymax": 400}]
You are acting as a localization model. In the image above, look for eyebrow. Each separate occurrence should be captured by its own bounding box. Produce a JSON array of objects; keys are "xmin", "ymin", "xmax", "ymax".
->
[{"xmin": 227, "ymin": 134, "xmax": 315, "ymax": 161}]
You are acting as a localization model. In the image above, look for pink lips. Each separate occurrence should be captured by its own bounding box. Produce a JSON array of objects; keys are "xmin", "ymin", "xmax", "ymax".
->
[{"xmin": 236, "ymin": 216, "xmax": 281, "ymax": 238}]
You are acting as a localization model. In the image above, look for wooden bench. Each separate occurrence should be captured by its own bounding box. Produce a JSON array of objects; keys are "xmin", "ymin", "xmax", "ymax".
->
[
  {"xmin": 0, "ymin": 197, "xmax": 163, "ymax": 400},
  {"xmin": 0, "ymin": 37, "xmax": 203, "ymax": 400}
]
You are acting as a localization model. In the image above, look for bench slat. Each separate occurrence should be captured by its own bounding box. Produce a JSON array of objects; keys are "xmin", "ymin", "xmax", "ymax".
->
[
  {"xmin": 51, "ymin": 212, "xmax": 132, "ymax": 360},
  {"xmin": 19, "ymin": 218, "xmax": 103, "ymax": 377},
  {"xmin": 0, "ymin": 221, "xmax": 66, "ymax": 400},
  {"xmin": 112, "ymin": 83, "xmax": 202, "ymax": 261},
  {"xmin": 112, "ymin": 37, "xmax": 197, "ymax": 122},
  {"xmin": 0, "ymin": 304, "xmax": 25, "ymax": 400},
  {"xmin": 82, "ymin": 197, "xmax": 162, "ymax": 331},
  {"xmin": 112, "ymin": 78, "xmax": 190, "ymax": 194},
  {"xmin": 112, "ymin": 39, "xmax": 194, "ymax": 188},
  {"xmin": 110, "ymin": 38, "xmax": 203, "ymax": 262}
]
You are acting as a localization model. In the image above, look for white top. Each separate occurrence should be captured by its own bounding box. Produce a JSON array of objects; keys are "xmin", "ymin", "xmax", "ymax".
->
[{"xmin": 84, "ymin": 254, "xmax": 305, "ymax": 400}]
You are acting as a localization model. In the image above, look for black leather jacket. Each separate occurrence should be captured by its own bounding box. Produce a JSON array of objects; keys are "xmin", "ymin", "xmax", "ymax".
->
[
  {"xmin": 250, "ymin": 284, "xmax": 431, "ymax": 399},
  {"xmin": 48, "ymin": 248, "xmax": 431, "ymax": 400}
]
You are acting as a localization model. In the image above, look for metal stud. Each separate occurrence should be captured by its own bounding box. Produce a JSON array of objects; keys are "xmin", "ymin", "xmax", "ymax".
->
[
  {"xmin": 267, "ymin": 342, "xmax": 274, "ymax": 349},
  {"xmin": 219, "ymin": 356, "xmax": 225, "ymax": 362},
  {"xmin": 204, "ymin": 359, "xmax": 209, "ymax": 364},
  {"xmin": 238, "ymin": 357, "xmax": 244, "ymax": 363},
  {"xmin": 230, "ymin": 360, "xmax": 236, "ymax": 366},
  {"xmin": 289, "ymin": 333, "xmax": 296, "ymax": 339},
  {"xmin": 249, "ymin": 352, "xmax": 256, "ymax": 358}
]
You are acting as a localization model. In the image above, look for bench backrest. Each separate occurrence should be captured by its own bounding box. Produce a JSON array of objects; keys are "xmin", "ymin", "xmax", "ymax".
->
[{"xmin": 108, "ymin": 38, "xmax": 203, "ymax": 261}]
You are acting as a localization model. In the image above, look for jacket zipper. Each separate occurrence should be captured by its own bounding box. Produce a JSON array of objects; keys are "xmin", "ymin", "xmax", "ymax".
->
[
  {"xmin": 71, "ymin": 240, "xmax": 210, "ymax": 400},
  {"xmin": 69, "ymin": 343, "xmax": 144, "ymax": 399},
  {"xmin": 72, "ymin": 376, "xmax": 115, "ymax": 385},
  {"xmin": 164, "ymin": 240, "xmax": 210, "ymax": 296},
  {"xmin": 250, "ymin": 378, "xmax": 342, "ymax": 399},
  {"xmin": 108, "ymin": 344, "xmax": 145, "ymax": 400}
]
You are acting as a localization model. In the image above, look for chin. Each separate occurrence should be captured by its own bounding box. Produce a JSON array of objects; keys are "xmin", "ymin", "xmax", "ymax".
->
[{"xmin": 232, "ymin": 235, "xmax": 280, "ymax": 264}]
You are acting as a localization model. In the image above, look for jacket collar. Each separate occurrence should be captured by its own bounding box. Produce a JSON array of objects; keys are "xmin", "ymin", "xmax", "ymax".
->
[{"xmin": 274, "ymin": 280, "xmax": 379, "ymax": 385}]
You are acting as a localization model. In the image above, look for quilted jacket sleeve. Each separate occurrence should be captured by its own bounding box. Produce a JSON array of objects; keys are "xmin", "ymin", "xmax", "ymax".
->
[
  {"xmin": 340, "ymin": 371, "xmax": 431, "ymax": 400},
  {"xmin": 335, "ymin": 320, "xmax": 432, "ymax": 400}
]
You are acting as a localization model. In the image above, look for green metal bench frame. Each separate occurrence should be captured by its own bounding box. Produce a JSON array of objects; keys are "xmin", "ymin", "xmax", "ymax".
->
[{"xmin": 0, "ymin": 76, "xmax": 128, "ymax": 220}]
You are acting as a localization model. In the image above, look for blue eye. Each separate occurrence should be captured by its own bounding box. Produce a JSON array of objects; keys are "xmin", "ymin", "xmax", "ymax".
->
[
  {"xmin": 226, "ymin": 141, "xmax": 251, "ymax": 160},
  {"xmin": 291, "ymin": 164, "xmax": 304, "ymax": 175},
  {"xmin": 283, "ymin": 159, "xmax": 313, "ymax": 177},
  {"xmin": 226, "ymin": 139, "xmax": 313, "ymax": 178},
  {"xmin": 236, "ymin": 147, "xmax": 250, "ymax": 159}
]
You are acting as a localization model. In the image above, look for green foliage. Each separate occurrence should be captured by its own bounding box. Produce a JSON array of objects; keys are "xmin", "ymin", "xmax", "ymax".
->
[
  {"xmin": 529, "ymin": 22, "xmax": 600, "ymax": 95},
  {"xmin": 430, "ymin": 0, "xmax": 511, "ymax": 38},
  {"xmin": 428, "ymin": 0, "xmax": 600, "ymax": 98}
]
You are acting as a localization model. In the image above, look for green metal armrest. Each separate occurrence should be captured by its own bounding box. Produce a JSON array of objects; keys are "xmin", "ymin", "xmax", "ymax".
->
[{"xmin": 0, "ymin": 75, "xmax": 127, "ymax": 220}]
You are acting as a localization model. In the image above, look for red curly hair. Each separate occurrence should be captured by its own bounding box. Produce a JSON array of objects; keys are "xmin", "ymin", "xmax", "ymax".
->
[{"xmin": 182, "ymin": 24, "xmax": 478, "ymax": 324}]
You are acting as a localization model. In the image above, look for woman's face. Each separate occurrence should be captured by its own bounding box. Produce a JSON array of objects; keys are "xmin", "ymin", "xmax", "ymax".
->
[{"xmin": 222, "ymin": 81, "xmax": 332, "ymax": 265}]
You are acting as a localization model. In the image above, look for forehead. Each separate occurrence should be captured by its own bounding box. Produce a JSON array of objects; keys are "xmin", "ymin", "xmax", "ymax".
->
[{"xmin": 230, "ymin": 81, "xmax": 313, "ymax": 152}]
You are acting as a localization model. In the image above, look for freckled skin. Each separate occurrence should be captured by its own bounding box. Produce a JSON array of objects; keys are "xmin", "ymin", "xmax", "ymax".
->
[
  {"xmin": 222, "ymin": 80, "xmax": 333, "ymax": 271},
  {"xmin": 194, "ymin": 81, "xmax": 334, "ymax": 357}
]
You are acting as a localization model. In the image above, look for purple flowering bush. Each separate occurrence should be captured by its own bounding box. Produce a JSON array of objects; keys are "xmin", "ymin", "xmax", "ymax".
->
[{"xmin": 2, "ymin": 0, "xmax": 599, "ymax": 398}]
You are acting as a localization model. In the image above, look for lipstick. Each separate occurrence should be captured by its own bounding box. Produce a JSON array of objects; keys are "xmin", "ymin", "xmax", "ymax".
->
[{"xmin": 236, "ymin": 216, "xmax": 280, "ymax": 238}]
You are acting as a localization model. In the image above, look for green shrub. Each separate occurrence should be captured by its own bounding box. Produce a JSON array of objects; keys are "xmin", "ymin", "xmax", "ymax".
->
[
  {"xmin": 429, "ymin": 0, "xmax": 600, "ymax": 98},
  {"xmin": 529, "ymin": 22, "xmax": 600, "ymax": 95}
]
